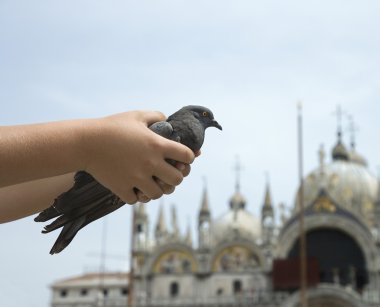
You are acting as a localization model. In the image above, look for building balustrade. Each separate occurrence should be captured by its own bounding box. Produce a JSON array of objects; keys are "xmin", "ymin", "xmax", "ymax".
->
[{"xmin": 135, "ymin": 290, "xmax": 290, "ymax": 306}]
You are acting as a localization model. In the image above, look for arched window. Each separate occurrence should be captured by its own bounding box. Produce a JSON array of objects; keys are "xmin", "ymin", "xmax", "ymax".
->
[
  {"xmin": 170, "ymin": 282, "xmax": 179, "ymax": 297},
  {"xmin": 233, "ymin": 280, "xmax": 242, "ymax": 294},
  {"xmin": 136, "ymin": 223, "xmax": 143, "ymax": 232},
  {"xmin": 80, "ymin": 289, "xmax": 88, "ymax": 296},
  {"xmin": 288, "ymin": 228, "xmax": 368, "ymax": 291}
]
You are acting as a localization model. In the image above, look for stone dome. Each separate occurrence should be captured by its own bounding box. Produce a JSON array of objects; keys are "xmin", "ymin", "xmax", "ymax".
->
[
  {"xmin": 349, "ymin": 149, "xmax": 368, "ymax": 167},
  {"xmin": 229, "ymin": 190, "xmax": 246, "ymax": 209},
  {"xmin": 211, "ymin": 207, "xmax": 261, "ymax": 244},
  {"xmin": 332, "ymin": 140, "xmax": 349, "ymax": 161},
  {"xmin": 296, "ymin": 159, "xmax": 378, "ymax": 223}
]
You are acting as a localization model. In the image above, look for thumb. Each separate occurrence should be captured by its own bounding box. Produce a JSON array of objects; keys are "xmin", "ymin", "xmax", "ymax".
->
[{"xmin": 141, "ymin": 111, "xmax": 166, "ymax": 126}]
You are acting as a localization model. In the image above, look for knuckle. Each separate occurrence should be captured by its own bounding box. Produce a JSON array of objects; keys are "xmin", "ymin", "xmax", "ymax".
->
[
  {"xmin": 173, "ymin": 173, "xmax": 183, "ymax": 186},
  {"xmin": 138, "ymin": 195, "xmax": 151, "ymax": 203},
  {"xmin": 144, "ymin": 157, "xmax": 156, "ymax": 171},
  {"xmin": 163, "ymin": 186, "xmax": 175, "ymax": 195},
  {"xmin": 155, "ymin": 178, "xmax": 164, "ymax": 187},
  {"xmin": 151, "ymin": 137, "xmax": 165, "ymax": 152},
  {"xmin": 157, "ymin": 179, "xmax": 167, "ymax": 190},
  {"xmin": 155, "ymin": 111, "xmax": 165, "ymax": 120},
  {"xmin": 138, "ymin": 161, "xmax": 156, "ymax": 180},
  {"xmin": 182, "ymin": 164, "xmax": 191, "ymax": 177},
  {"xmin": 184, "ymin": 149, "xmax": 195, "ymax": 164},
  {"xmin": 150, "ymin": 189, "xmax": 163, "ymax": 200},
  {"xmin": 124, "ymin": 193, "xmax": 138, "ymax": 205}
]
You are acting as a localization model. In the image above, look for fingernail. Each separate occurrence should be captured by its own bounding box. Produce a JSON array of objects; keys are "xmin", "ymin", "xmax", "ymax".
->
[{"xmin": 177, "ymin": 163, "xmax": 185, "ymax": 171}]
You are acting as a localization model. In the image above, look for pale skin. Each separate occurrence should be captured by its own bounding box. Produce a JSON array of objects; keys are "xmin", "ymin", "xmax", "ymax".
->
[{"xmin": 0, "ymin": 111, "xmax": 197, "ymax": 223}]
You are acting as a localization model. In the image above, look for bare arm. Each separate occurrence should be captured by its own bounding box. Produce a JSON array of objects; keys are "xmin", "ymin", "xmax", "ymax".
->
[
  {"xmin": 0, "ymin": 173, "xmax": 74, "ymax": 223},
  {"xmin": 0, "ymin": 111, "xmax": 195, "ymax": 222},
  {"xmin": 0, "ymin": 120, "xmax": 87, "ymax": 186}
]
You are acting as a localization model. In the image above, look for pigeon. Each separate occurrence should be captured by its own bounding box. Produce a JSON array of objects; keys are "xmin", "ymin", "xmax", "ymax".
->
[{"xmin": 35, "ymin": 105, "xmax": 222, "ymax": 254}]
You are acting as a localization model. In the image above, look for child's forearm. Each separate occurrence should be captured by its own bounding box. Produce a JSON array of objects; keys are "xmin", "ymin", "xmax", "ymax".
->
[
  {"xmin": 0, "ymin": 173, "xmax": 74, "ymax": 223},
  {"xmin": 0, "ymin": 110, "xmax": 195, "ymax": 206},
  {"xmin": 0, "ymin": 120, "xmax": 88, "ymax": 187}
]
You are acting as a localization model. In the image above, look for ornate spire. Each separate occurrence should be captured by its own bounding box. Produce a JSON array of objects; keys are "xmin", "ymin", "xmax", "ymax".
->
[
  {"xmin": 346, "ymin": 115, "xmax": 367, "ymax": 166},
  {"xmin": 171, "ymin": 204, "xmax": 179, "ymax": 235},
  {"xmin": 185, "ymin": 218, "xmax": 193, "ymax": 246},
  {"xmin": 199, "ymin": 178, "xmax": 211, "ymax": 228},
  {"xmin": 200, "ymin": 177, "xmax": 210, "ymax": 214},
  {"xmin": 235, "ymin": 155, "xmax": 242, "ymax": 192},
  {"xmin": 332, "ymin": 105, "xmax": 349, "ymax": 161},
  {"xmin": 261, "ymin": 180, "xmax": 275, "ymax": 245},
  {"xmin": 198, "ymin": 182, "xmax": 211, "ymax": 248},
  {"xmin": 318, "ymin": 144, "xmax": 326, "ymax": 174},
  {"xmin": 264, "ymin": 184, "xmax": 272, "ymax": 208},
  {"xmin": 155, "ymin": 203, "xmax": 167, "ymax": 238},
  {"xmin": 347, "ymin": 115, "xmax": 359, "ymax": 150},
  {"xmin": 262, "ymin": 180, "xmax": 274, "ymax": 217},
  {"xmin": 335, "ymin": 105, "xmax": 344, "ymax": 140},
  {"xmin": 229, "ymin": 157, "xmax": 246, "ymax": 210}
]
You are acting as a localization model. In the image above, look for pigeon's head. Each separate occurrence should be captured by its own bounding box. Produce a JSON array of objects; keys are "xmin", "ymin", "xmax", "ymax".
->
[{"xmin": 184, "ymin": 105, "xmax": 222, "ymax": 130}]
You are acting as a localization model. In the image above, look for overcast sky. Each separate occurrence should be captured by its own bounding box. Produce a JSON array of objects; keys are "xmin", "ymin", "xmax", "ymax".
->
[{"xmin": 1, "ymin": 1, "xmax": 380, "ymax": 306}]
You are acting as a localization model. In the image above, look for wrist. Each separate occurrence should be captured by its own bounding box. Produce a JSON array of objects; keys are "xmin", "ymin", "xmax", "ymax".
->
[{"xmin": 77, "ymin": 118, "xmax": 103, "ymax": 172}]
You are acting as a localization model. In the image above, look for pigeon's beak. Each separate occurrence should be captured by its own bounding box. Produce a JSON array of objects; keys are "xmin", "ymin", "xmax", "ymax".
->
[{"xmin": 210, "ymin": 120, "xmax": 222, "ymax": 130}]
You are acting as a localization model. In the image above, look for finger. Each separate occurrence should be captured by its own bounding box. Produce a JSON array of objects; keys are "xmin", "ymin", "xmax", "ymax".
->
[
  {"xmin": 155, "ymin": 178, "xmax": 175, "ymax": 195},
  {"xmin": 163, "ymin": 140, "xmax": 195, "ymax": 164},
  {"xmin": 175, "ymin": 162, "xmax": 186, "ymax": 171},
  {"xmin": 175, "ymin": 162, "xmax": 191, "ymax": 177},
  {"xmin": 141, "ymin": 111, "xmax": 166, "ymax": 126},
  {"xmin": 136, "ymin": 190, "xmax": 151, "ymax": 203},
  {"xmin": 182, "ymin": 164, "xmax": 191, "ymax": 177},
  {"xmin": 137, "ymin": 178, "xmax": 164, "ymax": 200},
  {"xmin": 119, "ymin": 189, "xmax": 138, "ymax": 205},
  {"xmin": 155, "ymin": 161, "xmax": 183, "ymax": 186}
]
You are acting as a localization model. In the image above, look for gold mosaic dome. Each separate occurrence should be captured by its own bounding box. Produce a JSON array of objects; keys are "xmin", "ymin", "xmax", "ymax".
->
[
  {"xmin": 295, "ymin": 142, "xmax": 378, "ymax": 224},
  {"xmin": 349, "ymin": 148, "xmax": 368, "ymax": 167}
]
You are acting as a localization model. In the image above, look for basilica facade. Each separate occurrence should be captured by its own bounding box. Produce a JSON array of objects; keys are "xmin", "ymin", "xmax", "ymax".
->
[
  {"xmin": 130, "ymin": 132, "xmax": 380, "ymax": 307},
  {"xmin": 51, "ymin": 131, "xmax": 380, "ymax": 307}
]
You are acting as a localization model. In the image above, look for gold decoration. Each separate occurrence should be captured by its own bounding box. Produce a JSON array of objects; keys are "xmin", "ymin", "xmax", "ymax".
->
[
  {"xmin": 328, "ymin": 173, "xmax": 339, "ymax": 188},
  {"xmin": 153, "ymin": 250, "xmax": 196, "ymax": 274},
  {"xmin": 212, "ymin": 245, "xmax": 259, "ymax": 272},
  {"xmin": 314, "ymin": 196, "xmax": 336, "ymax": 213},
  {"xmin": 363, "ymin": 200, "xmax": 373, "ymax": 212},
  {"xmin": 343, "ymin": 187, "xmax": 353, "ymax": 200}
]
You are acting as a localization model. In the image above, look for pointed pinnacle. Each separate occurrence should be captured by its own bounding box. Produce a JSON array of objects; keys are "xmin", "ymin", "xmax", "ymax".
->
[{"xmin": 264, "ymin": 184, "xmax": 272, "ymax": 208}]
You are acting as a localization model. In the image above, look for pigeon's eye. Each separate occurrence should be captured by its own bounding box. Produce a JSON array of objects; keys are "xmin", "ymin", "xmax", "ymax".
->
[{"xmin": 202, "ymin": 111, "xmax": 208, "ymax": 117}]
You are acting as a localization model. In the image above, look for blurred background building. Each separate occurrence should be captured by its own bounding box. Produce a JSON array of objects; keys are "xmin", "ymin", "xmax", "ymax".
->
[{"xmin": 50, "ymin": 128, "xmax": 380, "ymax": 307}]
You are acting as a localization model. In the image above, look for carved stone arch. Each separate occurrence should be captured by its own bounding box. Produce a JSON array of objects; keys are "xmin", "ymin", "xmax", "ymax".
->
[
  {"xmin": 276, "ymin": 213, "xmax": 378, "ymax": 272},
  {"xmin": 275, "ymin": 212, "xmax": 380, "ymax": 292},
  {"xmin": 282, "ymin": 284, "xmax": 364, "ymax": 307},
  {"xmin": 210, "ymin": 239, "xmax": 265, "ymax": 273},
  {"xmin": 146, "ymin": 243, "xmax": 198, "ymax": 275}
]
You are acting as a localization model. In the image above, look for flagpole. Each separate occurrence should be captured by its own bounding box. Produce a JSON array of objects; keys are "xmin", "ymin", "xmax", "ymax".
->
[
  {"xmin": 128, "ymin": 206, "xmax": 135, "ymax": 307},
  {"xmin": 297, "ymin": 103, "xmax": 308, "ymax": 307}
]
